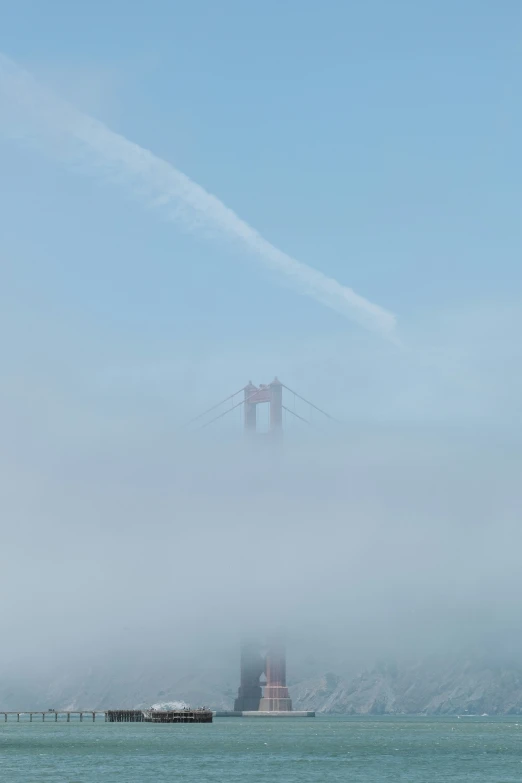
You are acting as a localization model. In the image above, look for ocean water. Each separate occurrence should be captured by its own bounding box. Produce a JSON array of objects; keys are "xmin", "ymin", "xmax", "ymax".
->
[{"xmin": 1, "ymin": 715, "xmax": 521, "ymax": 781}]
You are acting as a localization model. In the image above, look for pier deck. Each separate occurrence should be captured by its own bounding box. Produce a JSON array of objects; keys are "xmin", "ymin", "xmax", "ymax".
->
[
  {"xmin": 0, "ymin": 709, "xmax": 213, "ymax": 723},
  {"xmin": 0, "ymin": 711, "xmax": 106, "ymax": 722}
]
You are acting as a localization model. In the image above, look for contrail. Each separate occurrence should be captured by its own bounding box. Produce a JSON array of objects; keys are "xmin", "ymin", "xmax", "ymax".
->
[{"xmin": 0, "ymin": 53, "xmax": 396, "ymax": 337}]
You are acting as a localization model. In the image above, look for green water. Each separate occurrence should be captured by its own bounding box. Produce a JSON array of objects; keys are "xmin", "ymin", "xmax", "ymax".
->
[{"xmin": 1, "ymin": 716, "xmax": 521, "ymax": 781}]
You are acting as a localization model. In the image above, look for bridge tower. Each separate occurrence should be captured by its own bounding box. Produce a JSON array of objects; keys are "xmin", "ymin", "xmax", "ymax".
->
[
  {"xmin": 259, "ymin": 634, "xmax": 293, "ymax": 712},
  {"xmin": 234, "ymin": 633, "xmax": 292, "ymax": 713},
  {"xmin": 187, "ymin": 378, "xmax": 336, "ymax": 713},
  {"xmin": 243, "ymin": 378, "xmax": 283, "ymax": 437},
  {"xmin": 233, "ymin": 637, "xmax": 265, "ymax": 712}
]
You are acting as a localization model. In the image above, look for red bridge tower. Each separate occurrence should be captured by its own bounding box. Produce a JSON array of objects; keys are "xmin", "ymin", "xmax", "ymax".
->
[{"xmin": 243, "ymin": 378, "xmax": 283, "ymax": 436}]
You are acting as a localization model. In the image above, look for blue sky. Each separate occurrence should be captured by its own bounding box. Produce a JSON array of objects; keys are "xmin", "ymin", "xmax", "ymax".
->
[{"xmin": 0, "ymin": 0, "xmax": 520, "ymax": 429}]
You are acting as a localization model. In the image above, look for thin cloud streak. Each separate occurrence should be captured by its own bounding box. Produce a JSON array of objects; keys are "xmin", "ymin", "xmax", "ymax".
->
[{"xmin": 0, "ymin": 52, "xmax": 396, "ymax": 337}]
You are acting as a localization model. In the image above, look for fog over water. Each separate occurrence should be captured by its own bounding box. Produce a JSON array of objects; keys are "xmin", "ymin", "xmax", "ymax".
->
[{"xmin": 1, "ymin": 319, "xmax": 521, "ymax": 684}]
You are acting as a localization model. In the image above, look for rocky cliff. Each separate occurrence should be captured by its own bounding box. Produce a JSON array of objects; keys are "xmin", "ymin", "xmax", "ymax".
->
[
  {"xmin": 2, "ymin": 658, "xmax": 522, "ymax": 715},
  {"xmin": 291, "ymin": 660, "xmax": 522, "ymax": 715}
]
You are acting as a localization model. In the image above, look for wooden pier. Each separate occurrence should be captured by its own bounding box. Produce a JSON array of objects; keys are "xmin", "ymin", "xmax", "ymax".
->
[
  {"xmin": 106, "ymin": 710, "xmax": 144, "ymax": 722},
  {"xmin": 0, "ymin": 709, "xmax": 213, "ymax": 724},
  {"xmin": 108, "ymin": 709, "xmax": 213, "ymax": 723},
  {"xmin": 0, "ymin": 711, "xmax": 106, "ymax": 722},
  {"xmin": 143, "ymin": 710, "xmax": 212, "ymax": 723}
]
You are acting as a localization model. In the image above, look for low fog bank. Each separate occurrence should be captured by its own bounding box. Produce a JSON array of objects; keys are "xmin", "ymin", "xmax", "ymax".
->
[{"xmin": 1, "ymin": 421, "xmax": 521, "ymax": 691}]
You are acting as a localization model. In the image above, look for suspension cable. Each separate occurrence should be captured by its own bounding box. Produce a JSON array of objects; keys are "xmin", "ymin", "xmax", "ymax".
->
[
  {"xmin": 282, "ymin": 385, "xmax": 338, "ymax": 421},
  {"xmin": 186, "ymin": 387, "xmax": 245, "ymax": 425},
  {"xmin": 199, "ymin": 388, "xmax": 264, "ymax": 429},
  {"xmin": 282, "ymin": 405, "xmax": 311, "ymax": 425},
  {"xmin": 200, "ymin": 398, "xmax": 245, "ymax": 429}
]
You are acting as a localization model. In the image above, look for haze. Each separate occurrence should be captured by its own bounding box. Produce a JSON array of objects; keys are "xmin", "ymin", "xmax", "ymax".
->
[{"xmin": 0, "ymin": 0, "xmax": 521, "ymax": 702}]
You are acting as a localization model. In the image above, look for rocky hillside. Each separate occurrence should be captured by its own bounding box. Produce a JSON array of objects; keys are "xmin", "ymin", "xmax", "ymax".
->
[
  {"xmin": 291, "ymin": 660, "xmax": 522, "ymax": 715},
  {"xmin": 2, "ymin": 658, "xmax": 522, "ymax": 715}
]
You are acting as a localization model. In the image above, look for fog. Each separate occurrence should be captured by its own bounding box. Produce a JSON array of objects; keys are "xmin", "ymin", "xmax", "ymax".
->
[{"xmin": 1, "ymin": 321, "xmax": 521, "ymax": 688}]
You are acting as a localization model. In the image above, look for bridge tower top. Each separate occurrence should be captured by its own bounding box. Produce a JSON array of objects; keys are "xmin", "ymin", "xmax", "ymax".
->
[
  {"xmin": 187, "ymin": 378, "xmax": 336, "ymax": 433},
  {"xmin": 244, "ymin": 378, "xmax": 282, "ymax": 437}
]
